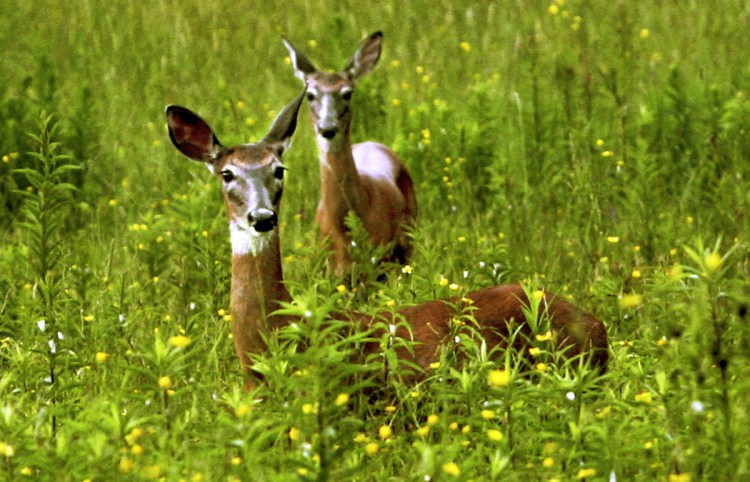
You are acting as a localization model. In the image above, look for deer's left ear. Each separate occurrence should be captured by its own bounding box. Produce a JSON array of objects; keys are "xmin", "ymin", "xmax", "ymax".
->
[
  {"xmin": 261, "ymin": 88, "xmax": 306, "ymax": 155},
  {"xmin": 345, "ymin": 31, "xmax": 383, "ymax": 79},
  {"xmin": 166, "ymin": 105, "xmax": 225, "ymax": 164}
]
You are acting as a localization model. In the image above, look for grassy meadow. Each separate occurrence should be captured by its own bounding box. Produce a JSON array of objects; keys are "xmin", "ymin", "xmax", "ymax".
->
[{"xmin": 2, "ymin": 0, "xmax": 750, "ymax": 480}]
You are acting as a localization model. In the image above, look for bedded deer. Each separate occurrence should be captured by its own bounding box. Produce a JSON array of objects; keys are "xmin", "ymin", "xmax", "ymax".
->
[
  {"xmin": 283, "ymin": 31, "xmax": 417, "ymax": 277},
  {"xmin": 165, "ymin": 93, "xmax": 609, "ymax": 391}
]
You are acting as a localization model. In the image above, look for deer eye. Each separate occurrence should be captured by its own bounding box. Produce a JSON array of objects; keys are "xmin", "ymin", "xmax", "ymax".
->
[
  {"xmin": 341, "ymin": 90, "xmax": 353, "ymax": 101},
  {"xmin": 274, "ymin": 166, "xmax": 286, "ymax": 180},
  {"xmin": 221, "ymin": 170, "xmax": 234, "ymax": 183},
  {"xmin": 306, "ymin": 92, "xmax": 316, "ymax": 101}
]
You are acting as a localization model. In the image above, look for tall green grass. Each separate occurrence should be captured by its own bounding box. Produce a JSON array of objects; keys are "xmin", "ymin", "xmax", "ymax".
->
[{"xmin": 1, "ymin": 0, "xmax": 750, "ymax": 480}]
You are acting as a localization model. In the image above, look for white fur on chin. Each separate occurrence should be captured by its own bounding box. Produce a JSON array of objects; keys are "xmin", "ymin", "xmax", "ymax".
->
[{"xmin": 230, "ymin": 222, "xmax": 274, "ymax": 256}]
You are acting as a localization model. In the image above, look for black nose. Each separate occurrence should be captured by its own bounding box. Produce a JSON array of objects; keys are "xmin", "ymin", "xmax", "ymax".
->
[
  {"xmin": 250, "ymin": 211, "xmax": 278, "ymax": 232},
  {"xmin": 319, "ymin": 128, "xmax": 337, "ymax": 139}
]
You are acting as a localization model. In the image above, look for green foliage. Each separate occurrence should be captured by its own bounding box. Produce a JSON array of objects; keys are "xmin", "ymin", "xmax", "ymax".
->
[{"xmin": 1, "ymin": 0, "xmax": 750, "ymax": 480}]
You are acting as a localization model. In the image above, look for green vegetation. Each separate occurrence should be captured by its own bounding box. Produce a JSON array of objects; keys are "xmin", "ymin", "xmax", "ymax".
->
[{"xmin": 2, "ymin": 1, "xmax": 750, "ymax": 480}]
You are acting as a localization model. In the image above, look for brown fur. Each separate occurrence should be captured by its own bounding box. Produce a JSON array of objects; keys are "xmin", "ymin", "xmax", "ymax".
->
[{"xmin": 343, "ymin": 284, "xmax": 608, "ymax": 378}]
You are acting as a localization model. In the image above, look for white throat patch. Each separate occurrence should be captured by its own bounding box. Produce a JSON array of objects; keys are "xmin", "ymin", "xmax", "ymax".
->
[{"xmin": 229, "ymin": 221, "xmax": 275, "ymax": 256}]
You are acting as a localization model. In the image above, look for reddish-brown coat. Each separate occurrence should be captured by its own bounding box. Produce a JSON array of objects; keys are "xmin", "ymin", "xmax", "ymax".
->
[{"xmin": 344, "ymin": 283, "xmax": 608, "ymax": 375}]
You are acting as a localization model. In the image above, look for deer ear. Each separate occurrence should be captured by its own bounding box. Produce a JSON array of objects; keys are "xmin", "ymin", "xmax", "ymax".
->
[
  {"xmin": 261, "ymin": 88, "xmax": 306, "ymax": 154},
  {"xmin": 345, "ymin": 31, "xmax": 383, "ymax": 79},
  {"xmin": 282, "ymin": 36, "xmax": 319, "ymax": 82},
  {"xmin": 165, "ymin": 105, "xmax": 225, "ymax": 163}
]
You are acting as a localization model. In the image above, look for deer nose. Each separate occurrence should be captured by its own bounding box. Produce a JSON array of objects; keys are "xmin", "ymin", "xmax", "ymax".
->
[
  {"xmin": 318, "ymin": 124, "xmax": 337, "ymax": 139},
  {"xmin": 249, "ymin": 209, "xmax": 278, "ymax": 232}
]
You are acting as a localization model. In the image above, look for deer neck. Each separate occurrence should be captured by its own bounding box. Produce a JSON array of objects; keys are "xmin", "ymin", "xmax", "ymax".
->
[
  {"xmin": 316, "ymin": 129, "xmax": 366, "ymax": 215},
  {"xmin": 229, "ymin": 232, "xmax": 291, "ymax": 361}
]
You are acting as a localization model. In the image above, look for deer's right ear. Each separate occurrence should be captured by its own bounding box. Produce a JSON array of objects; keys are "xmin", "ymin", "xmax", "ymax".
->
[
  {"xmin": 282, "ymin": 36, "xmax": 318, "ymax": 82},
  {"xmin": 165, "ymin": 105, "xmax": 225, "ymax": 164}
]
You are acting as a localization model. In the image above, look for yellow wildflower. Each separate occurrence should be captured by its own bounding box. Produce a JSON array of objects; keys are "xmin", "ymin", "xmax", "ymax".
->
[
  {"xmin": 620, "ymin": 293, "xmax": 643, "ymax": 309},
  {"xmin": 635, "ymin": 391, "xmax": 653, "ymax": 404},
  {"xmin": 158, "ymin": 376, "xmax": 172, "ymax": 389},
  {"xmin": 335, "ymin": 393, "xmax": 350, "ymax": 406},
  {"xmin": 125, "ymin": 428, "xmax": 144, "ymax": 445},
  {"xmin": 481, "ymin": 409, "xmax": 496, "ymax": 419},
  {"xmin": 705, "ymin": 252, "xmax": 722, "ymax": 272},
  {"xmin": 301, "ymin": 403, "xmax": 318, "ymax": 414},
  {"xmin": 119, "ymin": 457, "xmax": 134, "ymax": 474},
  {"xmin": 576, "ymin": 468, "xmax": 596, "ymax": 479},
  {"xmin": 288, "ymin": 427, "xmax": 300, "ymax": 442},
  {"xmin": 168, "ymin": 335, "xmax": 191, "ymax": 348},
  {"xmin": 427, "ymin": 414, "xmax": 439, "ymax": 426},
  {"xmin": 459, "ymin": 41, "xmax": 472, "ymax": 53},
  {"xmin": 336, "ymin": 284, "xmax": 347, "ymax": 294},
  {"xmin": 487, "ymin": 429, "xmax": 503, "ymax": 442},
  {"xmin": 536, "ymin": 331, "xmax": 553, "ymax": 341},
  {"xmin": 235, "ymin": 403, "xmax": 250, "ymax": 418},
  {"xmin": 365, "ymin": 442, "xmax": 379, "ymax": 455},
  {"xmin": 443, "ymin": 462, "xmax": 461, "ymax": 476},
  {"xmin": 640, "ymin": 28, "xmax": 650, "ymax": 39},
  {"xmin": 378, "ymin": 425, "xmax": 393, "ymax": 440},
  {"xmin": 0, "ymin": 442, "xmax": 14, "ymax": 457},
  {"xmin": 488, "ymin": 369, "xmax": 510, "ymax": 387},
  {"xmin": 668, "ymin": 474, "xmax": 691, "ymax": 482},
  {"xmin": 95, "ymin": 352, "xmax": 109, "ymax": 363},
  {"xmin": 542, "ymin": 457, "xmax": 555, "ymax": 468}
]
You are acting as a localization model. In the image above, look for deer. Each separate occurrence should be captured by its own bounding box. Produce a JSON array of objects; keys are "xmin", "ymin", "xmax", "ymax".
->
[
  {"xmin": 282, "ymin": 31, "xmax": 417, "ymax": 278},
  {"xmin": 165, "ymin": 92, "xmax": 609, "ymax": 391}
]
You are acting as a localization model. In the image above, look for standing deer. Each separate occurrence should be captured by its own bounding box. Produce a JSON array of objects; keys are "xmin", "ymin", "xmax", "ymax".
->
[
  {"xmin": 165, "ymin": 93, "xmax": 609, "ymax": 391},
  {"xmin": 283, "ymin": 31, "xmax": 417, "ymax": 277}
]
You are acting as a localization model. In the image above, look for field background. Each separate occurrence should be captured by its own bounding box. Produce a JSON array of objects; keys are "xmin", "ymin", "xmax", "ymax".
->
[{"xmin": 2, "ymin": 0, "xmax": 750, "ymax": 480}]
